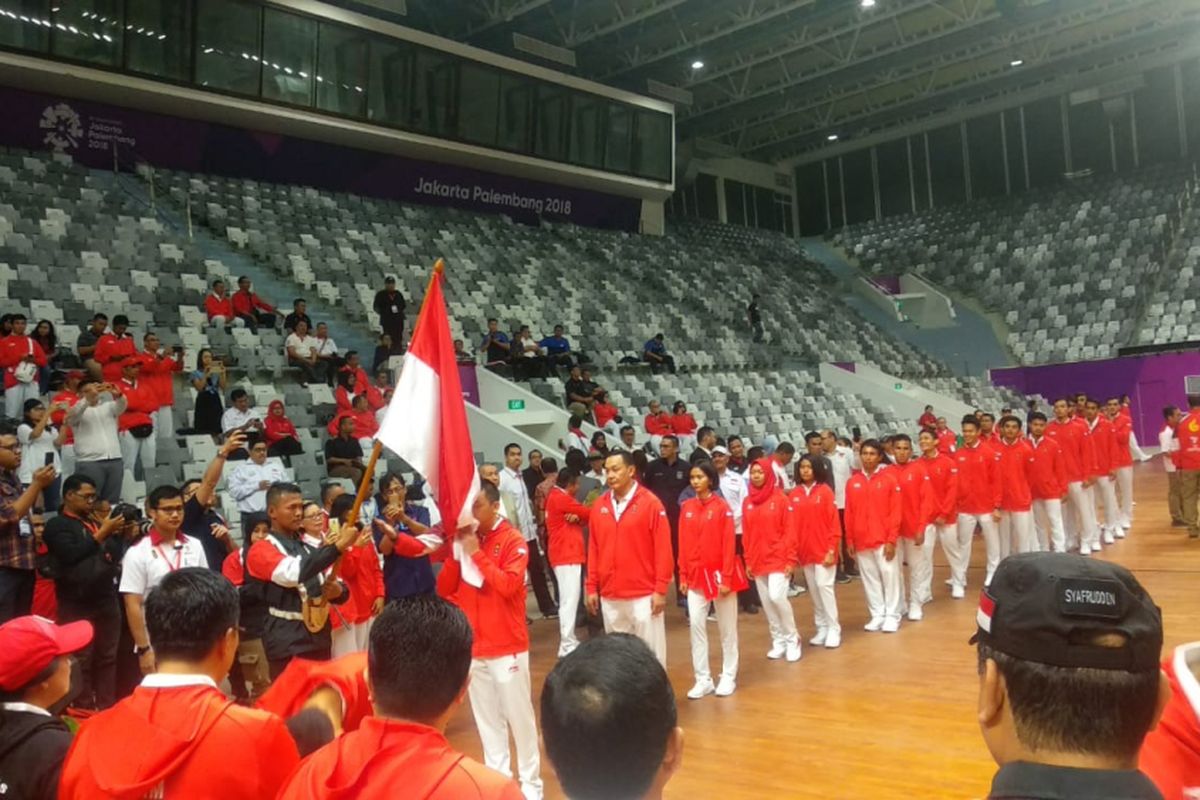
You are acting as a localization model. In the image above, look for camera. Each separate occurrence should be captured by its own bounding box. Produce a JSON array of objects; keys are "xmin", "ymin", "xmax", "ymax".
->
[{"xmin": 113, "ymin": 503, "xmax": 143, "ymax": 523}]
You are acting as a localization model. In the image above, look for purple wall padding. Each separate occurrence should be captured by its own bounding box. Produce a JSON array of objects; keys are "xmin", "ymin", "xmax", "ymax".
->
[
  {"xmin": 990, "ymin": 350, "xmax": 1200, "ymax": 444},
  {"xmin": 871, "ymin": 275, "xmax": 902, "ymax": 295},
  {"xmin": 459, "ymin": 365, "xmax": 480, "ymax": 407},
  {"xmin": 3, "ymin": 85, "xmax": 641, "ymax": 230},
  {"xmin": 832, "ymin": 362, "xmax": 856, "ymax": 373}
]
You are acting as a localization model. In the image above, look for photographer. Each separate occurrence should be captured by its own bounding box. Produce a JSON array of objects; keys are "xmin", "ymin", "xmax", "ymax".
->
[
  {"xmin": 66, "ymin": 378, "xmax": 126, "ymax": 505},
  {"xmin": 41, "ymin": 474, "xmax": 128, "ymax": 709}
]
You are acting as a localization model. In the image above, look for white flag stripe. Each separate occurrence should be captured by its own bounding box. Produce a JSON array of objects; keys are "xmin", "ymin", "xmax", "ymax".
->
[{"xmin": 376, "ymin": 352, "xmax": 441, "ymax": 491}]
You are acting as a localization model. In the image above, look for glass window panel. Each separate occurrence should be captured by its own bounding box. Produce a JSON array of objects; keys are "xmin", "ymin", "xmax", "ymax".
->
[
  {"xmin": 755, "ymin": 187, "xmax": 778, "ymax": 231},
  {"xmin": 0, "ymin": 0, "xmax": 50, "ymax": 53},
  {"xmin": 52, "ymin": 0, "xmax": 122, "ymax": 67},
  {"xmin": 195, "ymin": 0, "xmax": 262, "ymax": 96},
  {"xmin": 604, "ymin": 104, "xmax": 632, "ymax": 173},
  {"xmin": 411, "ymin": 49, "xmax": 454, "ymax": 135},
  {"xmin": 124, "ymin": 0, "xmax": 191, "ymax": 82},
  {"xmin": 725, "ymin": 179, "xmax": 746, "ymax": 226},
  {"xmin": 498, "ymin": 74, "xmax": 532, "ymax": 152},
  {"xmin": 569, "ymin": 94, "xmax": 603, "ymax": 169},
  {"xmin": 316, "ymin": 22, "xmax": 368, "ymax": 118},
  {"xmin": 458, "ymin": 62, "xmax": 499, "ymax": 146},
  {"xmin": 366, "ymin": 37, "xmax": 410, "ymax": 126},
  {"xmin": 634, "ymin": 110, "xmax": 672, "ymax": 181},
  {"xmin": 261, "ymin": 8, "xmax": 316, "ymax": 107},
  {"xmin": 534, "ymin": 84, "xmax": 568, "ymax": 161}
]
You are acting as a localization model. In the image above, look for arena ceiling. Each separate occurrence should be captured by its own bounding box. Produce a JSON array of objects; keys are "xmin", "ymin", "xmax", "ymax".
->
[{"xmin": 404, "ymin": 0, "xmax": 1200, "ymax": 165}]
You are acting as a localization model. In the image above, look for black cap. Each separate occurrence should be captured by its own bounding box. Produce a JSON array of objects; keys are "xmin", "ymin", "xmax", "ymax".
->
[
  {"xmin": 385, "ymin": 276, "xmax": 396, "ymax": 283},
  {"xmin": 970, "ymin": 553, "xmax": 1162, "ymax": 672}
]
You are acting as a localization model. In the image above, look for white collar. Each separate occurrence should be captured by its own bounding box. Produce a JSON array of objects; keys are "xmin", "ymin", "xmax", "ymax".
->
[
  {"xmin": 141, "ymin": 673, "xmax": 219, "ymax": 690},
  {"xmin": 613, "ymin": 481, "xmax": 639, "ymax": 504},
  {"xmin": 1173, "ymin": 642, "xmax": 1200, "ymax": 721},
  {"xmin": 1, "ymin": 701, "xmax": 51, "ymax": 717}
]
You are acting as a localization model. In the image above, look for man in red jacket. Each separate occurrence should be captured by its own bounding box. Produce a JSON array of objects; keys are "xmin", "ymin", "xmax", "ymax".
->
[
  {"xmin": 843, "ymin": 440, "xmax": 903, "ymax": 632},
  {"xmin": 643, "ymin": 400, "xmax": 673, "ymax": 454},
  {"xmin": 1175, "ymin": 394, "xmax": 1200, "ymax": 539},
  {"xmin": 1046, "ymin": 397, "xmax": 1095, "ymax": 553},
  {"xmin": 0, "ymin": 314, "xmax": 46, "ymax": 419},
  {"xmin": 139, "ymin": 332, "xmax": 185, "ymax": 444},
  {"xmin": 1027, "ymin": 412, "xmax": 1068, "ymax": 553},
  {"xmin": 890, "ymin": 435, "xmax": 932, "ymax": 622},
  {"xmin": 1084, "ymin": 398, "xmax": 1121, "ymax": 548},
  {"xmin": 116, "ymin": 357, "xmax": 158, "ymax": 481},
  {"xmin": 918, "ymin": 428, "xmax": 957, "ymax": 605},
  {"xmin": 437, "ymin": 481, "xmax": 541, "ymax": 800},
  {"xmin": 935, "ymin": 417, "xmax": 957, "ymax": 455},
  {"xmin": 995, "ymin": 415, "xmax": 1036, "ymax": 558},
  {"xmin": 585, "ymin": 451, "xmax": 673, "ymax": 665},
  {"xmin": 205, "ymin": 279, "xmax": 235, "ymax": 326},
  {"xmin": 231, "ymin": 276, "xmax": 277, "ymax": 332},
  {"xmin": 952, "ymin": 416, "xmax": 1001, "ymax": 593},
  {"xmin": 1104, "ymin": 396, "xmax": 1135, "ymax": 533},
  {"xmin": 1139, "ymin": 640, "xmax": 1200, "ymax": 799},
  {"xmin": 93, "ymin": 314, "xmax": 137, "ymax": 382}
]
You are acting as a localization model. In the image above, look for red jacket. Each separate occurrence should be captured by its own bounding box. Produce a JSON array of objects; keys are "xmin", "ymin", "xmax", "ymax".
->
[
  {"xmin": 95, "ymin": 333, "xmax": 136, "ymax": 381},
  {"xmin": 936, "ymin": 429, "xmax": 957, "ymax": 455},
  {"xmin": 1139, "ymin": 645, "xmax": 1200, "ymax": 800},
  {"xmin": 436, "ymin": 518, "xmax": 529, "ymax": 659},
  {"xmin": 677, "ymin": 494, "xmax": 736, "ymax": 600},
  {"xmin": 670, "ymin": 413, "xmax": 697, "ymax": 435},
  {"xmin": 51, "ymin": 389, "xmax": 78, "ymax": 445},
  {"xmin": 921, "ymin": 452, "xmax": 958, "ymax": 524},
  {"xmin": 1110, "ymin": 413, "xmax": 1134, "ymax": 468},
  {"xmin": 954, "ymin": 442, "xmax": 1001, "ymax": 515},
  {"xmin": 1086, "ymin": 415, "xmax": 1117, "ymax": 477},
  {"xmin": 585, "ymin": 483, "xmax": 673, "ymax": 600},
  {"xmin": 892, "ymin": 460, "xmax": 932, "ymax": 538},
  {"xmin": 1045, "ymin": 417, "xmax": 1088, "ymax": 483},
  {"xmin": 0, "ymin": 334, "xmax": 46, "ymax": 389},
  {"xmin": 788, "ymin": 483, "xmax": 839, "ymax": 566},
  {"xmin": 995, "ymin": 438, "xmax": 1035, "ymax": 512},
  {"xmin": 336, "ymin": 541, "xmax": 384, "ymax": 626},
  {"xmin": 1177, "ymin": 410, "xmax": 1200, "ymax": 471},
  {"xmin": 1027, "ymin": 436, "xmax": 1067, "ymax": 500},
  {"xmin": 918, "ymin": 412, "xmax": 937, "ymax": 429},
  {"xmin": 232, "ymin": 290, "xmax": 274, "ymax": 317},
  {"xmin": 594, "ymin": 402, "xmax": 619, "ymax": 430},
  {"xmin": 140, "ymin": 351, "xmax": 183, "ymax": 409},
  {"xmin": 742, "ymin": 488, "xmax": 796, "ymax": 574},
  {"xmin": 205, "ymin": 292, "xmax": 233, "ymax": 321},
  {"xmin": 257, "ymin": 653, "xmax": 372, "ymax": 734},
  {"xmin": 843, "ymin": 467, "xmax": 902, "ymax": 551},
  {"xmin": 117, "ymin": 378, "xmax": 156, "ymax": 431},
  {"xmin": 644, "ymin": 413, "xmax": 672, "ymax": 436},
  {"xmin": 545, "ymin": 486, "xmax": 590, "ymax": 567}
]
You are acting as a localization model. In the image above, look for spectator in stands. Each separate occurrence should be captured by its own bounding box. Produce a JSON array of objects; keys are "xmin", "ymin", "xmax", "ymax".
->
[
  {"xmin": 228, "ymin": 439, "xmax": 289, "ymax": 523},
  {"xmin": 373, "ymin": 333, "xmax": 394, "ymax": 372},
  {"xmin": 918, "ymin": 405, "xmax": 937, "ymax": 429},
  {"xmin": 285, "ymin": 319, "xmax": 328, "ymax": 387},
  {"xmin": 453, "ymin": 338, "xmax": 474, "ymax": 365},
  {"xmin": 339, "ymin": 351, "xmax": 372, "ymax": 396},
  {"xmin": 17, "ymin": 399, "xmax": 65, "ymax": 512},
  {"xmin": 0, "ymin": 420, "xmax": 55, "ymax": 623},
  {"xmin": 312, "ymin": 322, "xmax": 339, "ymax": 383},
  {"xmin": 347, "ymin": 394, "xmax": 379, "ymax": 452},
  {"xmin": 512, "ymin": 325, "xmax": 548, "ymax": 381},
  {"xmin": 204, "ymin": 280, "xmax": 235, "ymax": 327},
  {"xmin": 50, "ymin": 371, "xmax": 81, "ymax": 477},
  {"xmin": 325, "ymin": 416, "xmax": 365, "ymax": 483},
  {"xmin": 372, "ymin": 473, "xmax": 437, "ymax": 602},
  {"xmin": 539, "ymin": 324, "xmax": 581, "ymax": 371},
  {"xmin": 748, "ymin": 294, "xmax": 763, "ymax": 343},
  {"xmin": 689, "ymin": 426, "xmax": 716, "ymax": 465},
  {"xmin": 542, "ymin": 634, "xmax": 682, "ymax": 800},
  {"xmin": 333, "ymin": 369, "xmax": 356, "ymax": 414},
  {"xmin": 77, "ymin": 313, "xmax": 107, "ymax": 379},
  {"xmin": 221, "ymin": 389, "xmax": 264, "ymax": 458},
  {"xmin": 480, "ymin": 318, "xmax": 511, "ymax": 370},
  {"xmin": 62, "ymin": 568, "xmax": 301, "ymax": 799},
  {"xmin": 643, "ymin": 333, "xmax": 676, "ymax": 374},
  {"xmin": 564, "ymin": 366, "xmax": 594, "ymax": 417},
  {"xmin": 263, "ymin": 400, "xmax": 303, "ymax": 458},
  {"xmin": 975, "ymin": 554, "xmax": 1166, "ymax": 800},
  {"xmin": 231, "ymin": 276, "xmax": 277, "ymax": 332},
  {"xmin": 67, "ymin": 379, "xmax": 125, "ymax": 504},
  {"xmin": 372, "ymin": 276, "xmax": 407, "ymax": 354},
  {"xmin": 565, "ymin": 415, "xmax": 589, "ymax": 453},
  {"xmin": 116, "ymin": 358, "xmax": 158, "ymax": 481},
  {"xmin": 190, "ymin": 349, "xmax": 227, "ymax": 437},
  {"xmin": 94, "ymin": 315, "xmax": 135, "ymax": 383},
  {"xmin": 671, "ymin": 402, "xmax": 699, "ymax": 456},
  {"xmin": 593, "ymin": 390, "xmax": 623, "ymax": 437},
  {"xmin": 181, "ymin": 434, "xmax": 244, "ymax": 570},
  {"xmin": 31, "ymin": 320, "xmax": 60, "ymax": 385},
  {"xmin": 0, "ymin": 315, "xmax": 46, "ymax": 419},
  {"xmin": 0, "ymin": 615, "xmax": 93, "ymax": 800},
  {"xmin": 591, "ymin": 431, "xmax": 610, "ymax": 459},
  {"xmin": 140, "ymin": 333, "xmax": 185, "ymax": 442},
  {"xmin": 644, "ymin": 400, "xmax": 673, "ymax": 453},
  {"xmin": 283, "ymin": 298, "xmax": 312, "ymax": 333},
  {"xmin": 616, "ymin": 425, "xmax": 641, "ymax": 454}
]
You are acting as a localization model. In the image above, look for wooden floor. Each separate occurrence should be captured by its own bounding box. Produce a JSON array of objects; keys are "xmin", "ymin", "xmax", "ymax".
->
[{"xmin": 444, "ymin": 462, "xmax": 1200, "ymax": 799}]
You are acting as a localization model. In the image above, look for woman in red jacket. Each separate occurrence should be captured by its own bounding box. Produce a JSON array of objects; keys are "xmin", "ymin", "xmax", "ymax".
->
[
  {"xmin": 792, "ymin": 455, "xmax": 844, "ymax": 649},
  {"xmin": 678, "ymin": 460, "xmax": 741, "ymax": 699},
  {"xmin": 742, "ymin": 457, "xmax": 801, "ymax": 662},
  {"xmin": 263, "ymin": 400, "xmax": 303, "ymax": 457},
  {"xmin": 544, "ymin": 468, "xmax": 591, "ymax": 657}
]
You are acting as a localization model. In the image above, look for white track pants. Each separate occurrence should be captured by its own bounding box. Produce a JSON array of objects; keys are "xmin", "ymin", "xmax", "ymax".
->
[
  {"xmin": 553, "ymin": 564, "xmax": 581, "ymax": 657},
  {"xmin": 1031, "ymin": 498, "xmax": 1066, "ymax": 552},
  {"xmin": 468, "ymin": 652, "xmax": 543, "ymax": 800},
  {"xmin": 799, "ymin": 565, "xmax": 839, "ymax": 635},
  {"xmin": 600, "ymin": 595, "xmax": 666, "ymax": 666},
  {"xmin": 687, "ymin": 590, "xmax": 738, "ymax": 685},
  {"xmin": 756, "ymin": 572, "xmax": 800, "ymax": 646},
  {"xmin": 857, "ymin": 545, "xmax": 903, "ymax": 625},
  {"xmin": 955, "ymin": 513, "xmax": 1001, "ymax": 588}
]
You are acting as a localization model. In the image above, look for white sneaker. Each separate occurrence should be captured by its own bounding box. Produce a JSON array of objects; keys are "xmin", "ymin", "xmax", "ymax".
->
[
  {"xmin": 951, "ymin": 585, "xmax": 965, "ymax": 599},
  {"xmin": 785, "ymin": 641, "xmax": 802, "ymax": 662},
  {"xmin": 786, "ymin": 584, "xmax": 804, "ymax": 598},
  {"xmin": 1080, "ymin": 543, "xmax": 1092, "ymax": 556},
  {"xmin": 881, "ymin": 618, "xmax": 900, "ymax": 633},
  {"xmin": 824, "ymin": 629, "xmax": 842, "ymax": 648},
  {"xmin": 1115, "ymin": 528, "xmax": 1127, "ymax": 538},
  {"xmin": 687, "ymin": 679, "xmax": 715, "ymax": 700},
  {"xmin": 766, "ymin": 642, "xmax": 786, "ymax": 660},
  {"xmin": 810, "ymin": 628, "xmax": 828, "ymax": 647},
  {"xmin": 714, "ymin": 677, "xmax": 736, "ymax": 697},
  {"xmin": 907, "ymin": 605, "xmax": 923, "ymax": 622},
  {"xmin": 1103, "ymin": 530, "xmax": 1115, "ymax": 545},
  {"xmin": 864, "ymin": 617, "xmax": 884, "ymax": 632}
]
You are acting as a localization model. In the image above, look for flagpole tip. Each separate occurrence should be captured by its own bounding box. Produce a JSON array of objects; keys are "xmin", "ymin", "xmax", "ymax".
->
[{"xmin": 433, "ymin": 258, "xmax": 445, "ymax": 275}]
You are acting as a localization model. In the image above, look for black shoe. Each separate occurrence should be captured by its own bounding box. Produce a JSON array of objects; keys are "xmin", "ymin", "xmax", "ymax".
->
[
  {"xmin": 543, "ymin": 612, "xmax": 559, "ymax": 620},
  {"xmin": 1172, "ymin": 520, "xmax": 1187, "ymax": 527},
  {"xmin": 836, "ymin": 574, "xmax": 852, "ymax": 585}
]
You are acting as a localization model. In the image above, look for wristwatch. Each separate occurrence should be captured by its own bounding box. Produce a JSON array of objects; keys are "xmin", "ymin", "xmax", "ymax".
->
[{"xmin": 134, "ymin": 644, "xmax": 151, "ymax": 656}]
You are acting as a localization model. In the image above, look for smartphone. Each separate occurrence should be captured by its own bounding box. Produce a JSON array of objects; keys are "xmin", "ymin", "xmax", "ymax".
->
[
  {"xmin": 44, "ymin": 452, "xmax": 55, "ymax": 467},
  {"xmin": 172, "ymin": 345, "xmax": 183, "ymax": 354}
]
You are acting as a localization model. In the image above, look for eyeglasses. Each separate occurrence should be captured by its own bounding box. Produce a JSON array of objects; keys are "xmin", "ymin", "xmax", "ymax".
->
[
  {"xmin": 302, "ymin": 511, "xmax": 324, "ymax": 520},
  {"xmin": 154, "ymin": 506, "xmax": 185, "ymax": 516},
  {"xmin": 0, "ymin": 442, "xmax": 21, "ymax": 453}
]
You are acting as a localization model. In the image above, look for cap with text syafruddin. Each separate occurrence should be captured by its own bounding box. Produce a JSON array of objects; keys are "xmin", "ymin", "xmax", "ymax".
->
[{"xmin": 969, "ymin": 552, "xmax": 1162, "ymax": 672}]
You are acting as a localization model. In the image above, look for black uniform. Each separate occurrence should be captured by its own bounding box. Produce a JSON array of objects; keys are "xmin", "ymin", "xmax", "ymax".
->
[
  {"xmin": 0, "ymin": 706, "xmax": 72, "ymax": 800},
  {"xmin": 987, "ymin": 761, "xmax": 1163, "ymax": 800},
  {"xmin": 373, "ymin": 289, "xmax": 406, "ymax": 352},
  {"xmin": 643, "ymin": 457, "xmax": 691, "ymax": 594}
]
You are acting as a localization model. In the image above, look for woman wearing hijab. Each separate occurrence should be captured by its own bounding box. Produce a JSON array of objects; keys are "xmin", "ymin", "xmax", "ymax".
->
[
  {"xmin": 262, "ymin": 400, "xmax": 303, "ymax": 457},
  {"xmin": 790, "ymin": 454, "xmax": 842, "ymax": 649},
  {"xmin": 678, "ymin": 460, "xmax": 742, "ymax": 700},
  {"xmin": 222, "ymin": 511, "xmax": 272, "ymax": 701},
  {"xmin": 742, "ymin": 457, "xmax": 801, "ymax": 663}
]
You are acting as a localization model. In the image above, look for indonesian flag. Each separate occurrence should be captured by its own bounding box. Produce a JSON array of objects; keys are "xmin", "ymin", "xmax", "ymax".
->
[{"xmin": 376, "ymin": 260, "xmax": 479, "ymax": 533}]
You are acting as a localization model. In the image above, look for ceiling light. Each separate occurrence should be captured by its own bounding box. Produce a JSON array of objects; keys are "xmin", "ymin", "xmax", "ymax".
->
[
  {"xmin": 860, "ymin": 0, "xmax": 876, "ymax": 8},
  {"xmin": 1010, "ymin": 58, "xmax": 1024, "ymax": 67},
  {"xmin": 827, "ymin": 133, "xmax": 839, "ymax": 141},
  {"xmin": 690, "ymin": 59, "xmax": 705, "ymax": 70}
]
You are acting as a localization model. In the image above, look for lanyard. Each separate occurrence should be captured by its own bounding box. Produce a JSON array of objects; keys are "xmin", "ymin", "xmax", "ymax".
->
[{"xmin": 155, "ymin": 542, "xmax": 184, "ymax": 572}]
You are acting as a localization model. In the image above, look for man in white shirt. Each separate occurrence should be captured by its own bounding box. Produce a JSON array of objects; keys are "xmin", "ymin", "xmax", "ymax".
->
[
  {"xmin": 284, "ymin": 319, "xmax": 328, "ymax": 387},
  {"xmin": 614, "ymin": 425, "xmax": 643, "ymax": 454},
  {"xmin": 712, "ymin": 445, "xmax": 758, "ymax": 613},
  {"xmin": 1161, "ymin": 405, "xmax": 1184, "ymax": 527},
  {"xmin": 771, "ymin": 442, "xmax": 797, "ymax": 491},
  {"xmin": 312, "ymin": 322, "xmax": 339, "ymax": 383},
  {"xmin": 119, "ymin": 485, "xmax": 207, "ymax": 675},
  {"xmin": 500, "ymin": 443, "xmax": 558, "ymax": 618},
  {"xmin": 220, "ymin": 389, "xmax": 262, "ymax": 460},
  {"xmin": 66, "ymin": 378, "xmax": 127, "ymax": 504},
  {"xmin": 226, "ymin": 440, "xmax": 289, "ymax": 518},
  {"xmin": 822, "ymin": 430, "xmax": 858, "ymax": 581}
]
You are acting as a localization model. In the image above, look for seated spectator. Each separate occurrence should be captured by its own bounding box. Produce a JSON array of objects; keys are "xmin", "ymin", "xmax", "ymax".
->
[
  {"xmin": 325, "ymin": 416, "xmax": 366, "ymax": 484},
  {"xmin": 94, "ymin": 314, "xmax": 135, "ymax": 383},
  {"xmin": 334, "ymin": 369, "xmax": 356, "ymax": 414},
  {"xmin": 590, "ymin": 431, "xmax": 609, "ymax": 459},
  {"xmin": 539, "ymin": 324, "xmax": 582, "ymax": 370},
  {"xmin": 59, "ymin": 568, "xmax": 301, "ymax": 799},
  {"xmin": 615, "ymin": 425, "xmax": 642, "ymax": 454},
  {"xmin": 328, "ymin": 395, "xmax": 378, "ymax": 453},
  {"xmin": 221, "ymin": 388, "xmax": 264, "ymax": 458},
  {"xmin": 0, "ymin": 615, "xmax": 94, "ymax": 800},
  {"xmin": 511, "ymin": 325, "xmax": 547, "ymax": 381},
  {"xmin": 232, "ymin": 276, "xmax": 277, "ymax": 332},
  {"xmin": 479, "ymin": 318, "xmax": 511, "ymax": 370},
  {"xmin": 18, "ymin": 399, "xmax": 66, "ymax": 512},
  {"xmin": 312, "ymin": 323, "xmax": 339, "ymax": 383},
  {"xmin": 565, "ymin": 415, "xmax": 589, "ymax": 453},
  {"xmin": 339, "ymin": 351, "xmax": 372, "ymax": 398},
  {"xmin": 453, "ymin": 338, "xmax": 475, "ymax": 365},
  {"xmin": 372, "ymin": 365, "xmax": 392, "ymax": 397},
  {"xmin": 372, "ymin": 473, "xmax": 438, "ymax": 602},
  {"xmin": 283, "ymin": 298, "xmax": 313, "ymax": 333},
  {"xmin": 190, "ymin": 349, "xmax": 227, "ymax": 437},
  {"xmin": 372, "ymin": 333, "xmax": 393, "ymax": 373},
  {"xmin": 564, "ymin": 366, "xmax": 595, "ymax": 417},
  {"xmin": 76, "ymin": 313, "xmax": 108, "ymax": 379},
  {"xmin": 642, "ymin": 333, "xmax": 676, "ymax": 374},
  {"xmin": 228, "ymin": 439, "xmax": 290, "ymax": 524},
  {"xmin": 671, "ymin": 402, "xmax": 699, "ymax": 456},
  {"xmin": 541, "ymin": 634, "xmax": 683, "ymax": 800},
  {"xmin": 285, "ymin": 320, "xmax": 328, "ymax": 387},
  {"xmin": 31, "ymin": 319, "xmax": 62, "ymax": 385},
  {"xmin": 263, "ymin": 400, "xmax": 303, "ymax": 458},
  {"xmin": 593, "ymin": 390, "xmax": 623, "ymax": 437},
  {"xmin": 644, "ymin": 400, "xmax": 673, "ymax": 453},
  {"xmin": 205, "ymin": 280, "xmax": 235, "ymax": 327},
  {"xmin": 0, "ymin": 314, "xmax": 47, "ymax": 418},
  {"xmin": 276, "ymin": 596, "xmax": 523, "ymax": 799},
  {"xmin": 975, "ymin": 553, "xmax": 1166, "ymax": 800}
]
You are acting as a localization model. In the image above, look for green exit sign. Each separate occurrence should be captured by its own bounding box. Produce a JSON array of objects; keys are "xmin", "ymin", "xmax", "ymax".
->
[
  {"xmin": 507, "ymin": 399, "xmax": 525, "ymax": 411},
  {"xmin": 894, "ymin": 383, "xmax": 903, "ymax": 390}
]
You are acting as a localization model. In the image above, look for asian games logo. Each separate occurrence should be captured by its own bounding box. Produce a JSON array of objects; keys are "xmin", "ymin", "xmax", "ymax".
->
[{"xmin": 39, "ymin": 103, "xmax": 83, "ymax": 153}]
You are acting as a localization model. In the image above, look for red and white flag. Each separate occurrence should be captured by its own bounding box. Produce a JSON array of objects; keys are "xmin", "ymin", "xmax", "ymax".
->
[{"xmin": 376, "ymin": 259, "xmax": 479, "ymax": 532}]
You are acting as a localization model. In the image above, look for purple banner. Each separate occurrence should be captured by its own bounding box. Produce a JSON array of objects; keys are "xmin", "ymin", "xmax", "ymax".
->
[
  {"xmin": 459, "ymin": 364, "xmax": 480, "ymax": 407},
  {"xmin": 870, "ymin": 275, "xmax": 902, "ymax": 295},
  {"xmin": 991, "ymin": 350, "xmax": 1200, "ymax": 444},
  {"xmin": 0, "ymin": 85, "xmax": 641, "ymax": 231}
]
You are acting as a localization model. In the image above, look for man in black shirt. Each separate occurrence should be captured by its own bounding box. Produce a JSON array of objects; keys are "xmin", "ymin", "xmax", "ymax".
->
[
  {"xmin": 181, "ymin": 433, "xmax": 245, "ymax": 571},
  {"xmin": 372, "ymin": 276, "xmax": 406, "ymax": 354},
  {"xmin": 282, "ymin": 299, "xmax": 313, "ymax": 333},
  {"xmin": 804, "ymin": 431, "xmax": 834, "ymax": 489},
  {"xmin": 522, "ymin": 449, "xmax": 544, "ymax": 499},
  {"xmin": 324, "ymin": 417, "xmax": 365, "ymax": 483},
  {"xmin": 643, "ymin": 436, "xmax": 690, "ymax": 607},
  {"xmin": 689, "ymin": 426, "xmax": 717, "ymax": 465},
  {"xmin": 747, "ymin": 294, "xmax": 763, "ymax": 342},
  {"xmin": 564, "ymin": 366, "xmax": 594, "ymax": 417},
  {"xmin": 975, "ymin": 554, "xmax": 1167, "ymax": 800},
  {"xmin": 480, "ymin": 318, "xmax": 511, "ymax": 370}
]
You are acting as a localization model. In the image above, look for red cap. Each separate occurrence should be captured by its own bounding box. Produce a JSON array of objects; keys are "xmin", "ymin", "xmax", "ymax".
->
[
  {"xmin": 0, "ymin": 616, "xmax": 93, "ymax": 691},
  {"xmin": 120, "ymin": 355, "xmax": 145, "ymax": 369}
]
